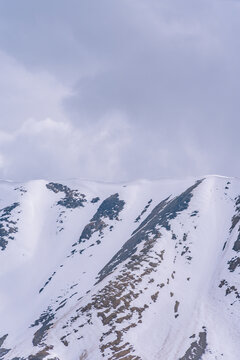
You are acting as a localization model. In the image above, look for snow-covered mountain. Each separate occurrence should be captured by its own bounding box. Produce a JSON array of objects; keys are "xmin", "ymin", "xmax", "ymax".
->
[{"xmin": 0, "ymin": 175, "xmax": 239, "ymax": 360}]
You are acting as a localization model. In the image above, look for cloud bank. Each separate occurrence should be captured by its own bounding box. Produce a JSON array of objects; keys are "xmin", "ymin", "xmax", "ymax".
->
[{"xmin": 0, "ymin": 0, "xmax": 239, "ymax": 181}]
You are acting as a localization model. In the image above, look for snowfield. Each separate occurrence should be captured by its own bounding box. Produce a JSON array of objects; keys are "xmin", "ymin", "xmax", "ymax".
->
[{"xmin": 0, "ymin": 175, "xmax": 239, "ymax": 360}]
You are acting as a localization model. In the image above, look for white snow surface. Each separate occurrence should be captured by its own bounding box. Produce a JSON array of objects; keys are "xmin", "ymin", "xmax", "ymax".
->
[{"xmin": 0, "ymin": 175, "xmax": 239, "ymax": 360}]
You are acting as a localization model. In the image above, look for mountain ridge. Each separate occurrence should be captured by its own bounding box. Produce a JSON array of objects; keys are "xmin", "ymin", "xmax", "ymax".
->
[{"xmin": 0, "ymin": 175, "xmax": 239, "ymax": 359}]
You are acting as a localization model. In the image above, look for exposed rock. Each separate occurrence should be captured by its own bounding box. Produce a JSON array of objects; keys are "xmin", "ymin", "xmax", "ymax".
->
[
  {"xmin": 228, "ymin": 256, "xmax": 240, "ymax": 272},
  {"xmin": 46, "ymin": 183, "xmax": 87, "ymax": 208},
  {"xmin": 134, "ymin": 199, "xmax": 152, "ymax": 223},
  {"xmin": 30, "ymin": 308, "xmax": 55, "ymax": 347},
  {"xmin": 179, "ymin": 328, "xmax": 207, "ymax": 360},
  {"xmin": 91, "ymin": 197, "xmax": 100, "ymax": 204},
  {"xmin": 0, "ymin": 202, "xmax": 20, "ymax": 250},
  {"xmin": 73, "ymin": 193, "xmax": 125, "ymax": 248}
]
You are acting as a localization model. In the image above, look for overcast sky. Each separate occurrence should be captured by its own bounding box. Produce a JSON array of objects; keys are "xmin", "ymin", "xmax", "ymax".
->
[{"xmin": 0, "ymin": 0, "xmax": 239, "ymax": 182}]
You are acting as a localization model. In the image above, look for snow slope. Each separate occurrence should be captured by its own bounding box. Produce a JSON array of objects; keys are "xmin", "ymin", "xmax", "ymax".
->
[{"xmin": 0, "ymin": 175, "xmax": 239, "ymax": 360}]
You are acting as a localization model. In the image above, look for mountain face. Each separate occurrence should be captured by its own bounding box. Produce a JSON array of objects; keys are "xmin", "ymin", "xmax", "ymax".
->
[{"xmin": 0, "ymin": 175, "xmax": 239, "ymax": 360}]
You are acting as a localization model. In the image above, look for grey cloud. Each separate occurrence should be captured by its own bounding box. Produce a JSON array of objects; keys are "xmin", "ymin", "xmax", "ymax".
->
[{"xmin": 0, "ymin": 0, "xmax": 239, "ymax": 180}]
